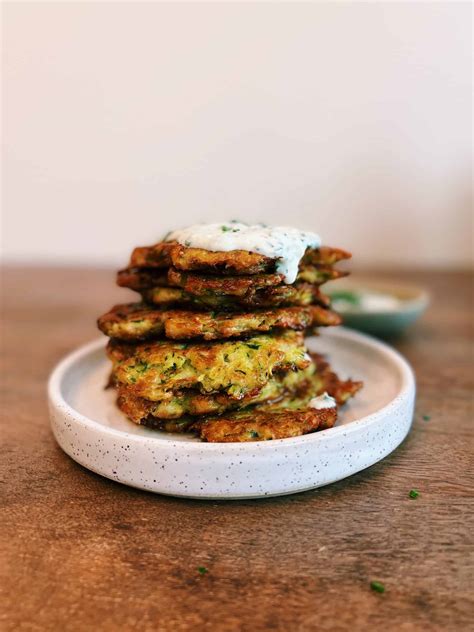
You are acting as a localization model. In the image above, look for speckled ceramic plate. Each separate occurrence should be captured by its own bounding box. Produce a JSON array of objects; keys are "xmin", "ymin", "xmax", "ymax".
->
[{"xmin": 48, "ymin": 328, "xmax": 415, "ymax": 499}]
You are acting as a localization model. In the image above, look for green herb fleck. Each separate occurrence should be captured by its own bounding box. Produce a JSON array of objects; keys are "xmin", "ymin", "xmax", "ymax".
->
[
  {"xmin": 422, "ymin": 414, "xmax": 431, "ymax": 421},
  {"xmin": 370, "ymin": 581, "xmax": 385, "ymax": 593},
  {"xmin": 134, "ymin": 360, "xmax": 149, "ymax": 374},
  {"xmin": 249, "ymin": 430, "xmax": 259, "ymax": 438},
  {"xmin": 245, "ymin": 342, "xmax": 261, "ymax": 350},
  {"xmin": 409, "ymin": 489, "xmax": 419, "ymax": 499},
  {"xmin": 221, "ymin": 225, "xmax": 232, "ymax": 232},
  {"xmin": 197, "ymin": 566, "xmax": 208, "ymax": 575},
  {"xmin": 184, "ymin": 240, "xmax": 191, "ymax": 246}
]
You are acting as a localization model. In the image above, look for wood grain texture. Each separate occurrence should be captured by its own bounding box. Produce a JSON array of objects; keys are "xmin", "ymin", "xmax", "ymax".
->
[{"xmin": 1, "ymin": 267, "xmax": 473, "ymax": 632}]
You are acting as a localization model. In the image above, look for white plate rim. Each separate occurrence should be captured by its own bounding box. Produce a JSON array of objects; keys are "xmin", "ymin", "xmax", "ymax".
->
[{"xmin": 48, "ymin": 327, "xmax": 415, "ymax": 451}]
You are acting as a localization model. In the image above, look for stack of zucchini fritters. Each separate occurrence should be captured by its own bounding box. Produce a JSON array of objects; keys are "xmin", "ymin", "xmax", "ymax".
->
[{"xmin": 98, "ymin": 235, "xmax": 362, "ymax": 442}]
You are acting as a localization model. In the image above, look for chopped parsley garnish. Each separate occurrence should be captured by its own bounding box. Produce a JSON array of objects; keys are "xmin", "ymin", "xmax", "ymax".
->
[
  {"xmin": 370, "ymin": 581, "xmax": 385, "ymax": 593},
  {"xmin": 245, "ymin": 342, "xmax": 261, "ymax": 350},
  {"xmin": 409, "ymin": 489, "xmax": 419, "ymax": 499},
  {"xmin": 249, "ymin": 430, "xmax": 259, "ymax": 438},
  {"xmin": 422, "ymin": 414, "xmax": 431, "ymax": 421},
  {"xmin": 184, "ymin": 240, "xmax": 191, "ymax": 246},
  {"xmin": 221, "ymin": 225, "xmax": 232, "ymax": 232},
  {"xmin": 197, "ymin": 566, "xmax": 208, "ymax": 575}
]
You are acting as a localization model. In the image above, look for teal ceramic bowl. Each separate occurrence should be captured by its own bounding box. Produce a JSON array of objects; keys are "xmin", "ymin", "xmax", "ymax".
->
[{"xmin": 326, "ymin": 279, "xmax": 430, "ymax": 338}]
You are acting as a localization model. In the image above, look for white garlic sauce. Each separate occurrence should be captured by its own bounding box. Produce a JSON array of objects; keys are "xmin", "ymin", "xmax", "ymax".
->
[
  {"xmin": 309, "ymin": 392, "xmax": 337, "ymax": 410},
  {"xmin": 166, "ymin": 222, "xmax": 321, "ymax": 284}
]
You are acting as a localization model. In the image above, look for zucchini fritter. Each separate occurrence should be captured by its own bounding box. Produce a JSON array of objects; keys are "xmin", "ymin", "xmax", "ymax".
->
[
  {"xmin": 129, "ymin": 241, "xmax": 351, "ymax": 275},
  {"xmin": 167, "ymin": 268, "xmax": 284, "ymax": 297},
  {"xmin": 129, "ymin": 243, "xmax": 174, "ymax": 268},
  {"xmin": 107, "ymin": 331, "xmax": 310, "ymax": 400},
  {"xmin": 117, "ymin": 268, "xmax": 168, "ymax": 291},
  {"xmin": 131, "ymin": 242, "xmax": 272, "ymax": 274},
  {"xmin": 97, "ymin": 303, "xmax": 341, "ymax": 341},
  {"xmin": 168, "ymin": 267, "xmax": 346, "ymax": 296},
  {"xmin": 297, "ymin": 266, "xmax": 348, "ymax": 285},
  {"xmin": 98, "ymin": 303, "xmax": 167, "ymax": 340},
  {"xmin": 99, "ymin": 227, "xmax": 361, "ymax": 443},
  {"xmin": 116, "ymin": 364, "xmax": 318, "ymax": 421},
  {"xmin": 189, "ymin": 355, "xmax": 362, "ymax": 442},
  {"xmin": 122, "ymin": 353, "xmax": 363, "ymax": 441},
  {"xmin": 163, "ymin": 305, "xmax": 340, "ymax": 339},
  {"xmin": 195, "ymin": 407, "xmax": 337, "ymax": 442},
  {"xmin": 302, "ymin": 246, "xmax": 351, "ymax": 266},
  {"xmin": 142, "ymin": 282, "xmax": 330, "ymax": 309},
  {"xmin": 117, "ymin": 264, "xmax": 347, "ymax": 294}
]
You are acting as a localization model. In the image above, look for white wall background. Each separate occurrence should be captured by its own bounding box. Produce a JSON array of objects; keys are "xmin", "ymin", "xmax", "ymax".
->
[{"xmin": 2, "ymin": 1, "xmax": 472, "ymax": 268}]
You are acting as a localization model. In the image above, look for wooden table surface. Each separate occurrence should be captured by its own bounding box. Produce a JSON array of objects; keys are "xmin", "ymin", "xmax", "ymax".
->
[{"xmin": 1, "ymin": 267, "xmax": 473, "ymax": 631}]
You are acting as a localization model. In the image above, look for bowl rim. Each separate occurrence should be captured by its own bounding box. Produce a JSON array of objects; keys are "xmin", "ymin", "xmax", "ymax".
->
[{"xmin": 327, "ymin": 278, "xmax": 430, "ymax": 316}]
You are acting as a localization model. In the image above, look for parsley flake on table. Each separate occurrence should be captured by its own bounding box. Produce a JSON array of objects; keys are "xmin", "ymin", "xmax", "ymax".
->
[
  {"xmin": 409, "ymin": 489, "xmax": 420, "ymax": 499},
  {"xmin": 370, "ymin": 581, "xmax": 385, "ymax": 593},
  {"xmin": 197, "ymin": 566, "xmax": 208, "ymax": 575},
  {"xmin": 422, "ymin": 414, "xmax": 431, "ymax": 421}
]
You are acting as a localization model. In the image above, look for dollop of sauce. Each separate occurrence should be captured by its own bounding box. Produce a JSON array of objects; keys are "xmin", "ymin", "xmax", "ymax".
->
[
  {"xmin": 166, "ymin": 222, "xmax": 321, "ymax": 284},
  {"xmin": 330, "ymin": 290, "xmax": 402, "ymax": 313},
  {"xmin": 309, "ymin": 392, "xmax": 337, "ymax": 410},
  {"xmin": 359, "ymin": 293, "xmax": 401, "ymax": 312}
]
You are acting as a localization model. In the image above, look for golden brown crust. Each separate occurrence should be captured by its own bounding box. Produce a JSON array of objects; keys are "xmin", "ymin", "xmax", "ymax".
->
[
  {"xmin": 167, "ymin": 268, "xmax": 285, "ymax": 297},
  {"xmin": 115, "ymin": 365, "xmax": 317, "ymax": 420},
  {"xmin": 163, "ymin": 305, "xmax": 341, "ymax": 339},
  {"xmin": 142, "ymin": 282, "xmax": 331, "ymax": 309},
  {"xmin": 189, "ymin": 352, "xmax": 363, "ymax": 441},
  {"xmin": 128, "ymin": 242, "xmax": 351, "ymax": 275},
  {"xmin": 296, "ymin": 266, "xmax": 349, "ymax": 285},
  {"xmin": 98, "ymin": 303, "xmax": 167, "ymax": 340},
  {"xmin": 302, "ymin": 246, "xmax": 351, "ymax": 266},
  {"xmin": 117, "ymin": 352, "xmax": 363, "ymax": 441},
  {"xmin": 118, "ymin": 263, "xmax": 348, "ymax": 293},
  {"xmin": 97, "ymin": 303, "xmax": 341, "ymax": 341},
  {"xmin": 129, "ymin": 241, "xmax": 273, "ymax": 274},
  {"xmin": 170, "ymin": 243, "xmax": 274, "ymax": 275},
  {"xmin": 310, "ymin": 352, "xmax": 363, "ymax": 405},
  {"xmin": 194, "ymin": 407, "xmax": 337, "ymax": 442},
  {"xmin": 116, "ymin": 268, "xmax": 169, "ymax": 291},
  {"xmin": 237, "ymin": 284, "xmax": 331, "ymax": 308},
  {"xmin": 107, "ymin": 331, "xmax": 310, "ymax": 401},
  {"xmin": 129, "ymin": 243, "xmax": 174, "ymax": 268}
]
